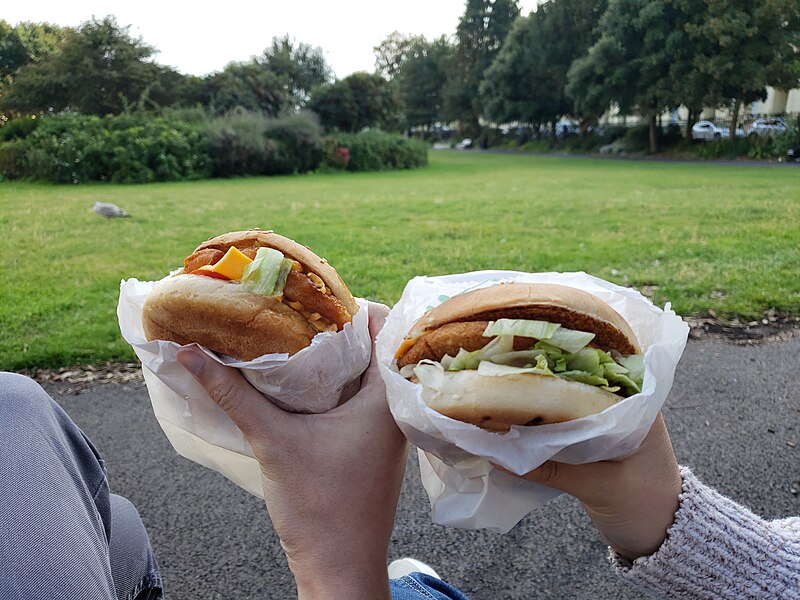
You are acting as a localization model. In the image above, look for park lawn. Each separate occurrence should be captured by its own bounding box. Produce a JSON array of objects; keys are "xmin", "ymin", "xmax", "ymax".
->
[{"xmin": 1, "ymin": 151, "xmax": 798, "ymax": 371}]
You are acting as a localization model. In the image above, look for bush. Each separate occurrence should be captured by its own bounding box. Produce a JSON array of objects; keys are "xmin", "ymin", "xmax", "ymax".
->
[
  {"xmin": 262, "ymin": 114, "xmax": 323, "ymax": 174},
  {"xmin": 8, "ymin": 112, "xmax": 210, "ymax": 183},
  {"xmin": 325, "ymin": 130, "xmax": 428, "ymax": 171},
  {"xmin": 520, "ymin": 140, "xmax": 551, "ymax": 153},
  {"xmin": 205, "ymin": 110, "xmax": 322, "ymax": 177},
  {"xmin": 694, "ymin": 137, "xmax": 751, "ymax": 160},
  {"xmin": 0, "ymin": 139, "xmax": 27, "ymax": 179},
  {"xmin": 0, "ymin": 116, "xmax": 40, "ymax": 141},
  {"xmin": 205, "ymin": 111, "xmax": 280, "ymax": 177}
]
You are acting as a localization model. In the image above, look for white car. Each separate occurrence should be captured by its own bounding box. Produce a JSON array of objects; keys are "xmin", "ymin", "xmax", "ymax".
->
[
  {"xmin": 454, "ymin": 138, "xmax": 473, "ymax": 150},
  {"xmin": 691, "ymin": 120, "xmax": 745, "ymax": 141},
  {"xmin": 747, "ymin": 117, "xmax": 786, "ymax": 137}
]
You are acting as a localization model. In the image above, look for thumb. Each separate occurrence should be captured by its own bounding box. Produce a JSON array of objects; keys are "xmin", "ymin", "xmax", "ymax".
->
[
  {"xmin": 502, "ymin": 460, "xmax": 611, "ymax": 502},
  {"xmin": 177, "ymin": 346, "xmax": 287, "ymax": 440}
]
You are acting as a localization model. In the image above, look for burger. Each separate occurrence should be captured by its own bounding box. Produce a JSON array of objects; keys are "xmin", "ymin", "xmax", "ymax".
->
[
  {"xmin": 394, "ymin": 282, "xmax": 644, "ymax": 431},
  {"xmin": 142, "ymin": 230, "xmax": 359, "ymax": 360}
]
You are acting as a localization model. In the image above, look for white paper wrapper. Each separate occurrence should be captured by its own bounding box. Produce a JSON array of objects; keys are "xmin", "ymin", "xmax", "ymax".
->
[
  {"xmin": 377, "ymin": 270, "xmax": 689, "ymax": 533},
  {"xmin": 118, "ymin": 277, "xmax": 371, "ymax": 497}
]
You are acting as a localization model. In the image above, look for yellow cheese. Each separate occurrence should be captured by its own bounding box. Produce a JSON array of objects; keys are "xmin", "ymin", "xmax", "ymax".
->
[
  {"xmin": 210, "ymin": 246, "xmax": 253, "ymax": 280},
  {"xmin": 394, "ymin": 337, "xmax": 418, "ymax": 360}
]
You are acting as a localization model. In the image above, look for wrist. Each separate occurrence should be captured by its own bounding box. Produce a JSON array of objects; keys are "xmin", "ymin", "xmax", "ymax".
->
[{"xmin": 292, "ymin": 556, "xmax": 391, "ymax": 600}]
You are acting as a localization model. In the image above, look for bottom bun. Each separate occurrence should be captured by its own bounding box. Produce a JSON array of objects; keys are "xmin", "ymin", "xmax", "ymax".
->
[
  {"xmin": 142, "ymin": 274, "xmax": 318, "ymax": 360},
  {"xmin": 420, "ymin": 370, "xmax": 621, "ymax": 432}
]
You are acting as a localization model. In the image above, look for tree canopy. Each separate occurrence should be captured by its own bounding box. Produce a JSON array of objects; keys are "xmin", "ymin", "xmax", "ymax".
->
[{"xmin": 444, "ymin": 0, "xmax": 520, "ymax": 132}]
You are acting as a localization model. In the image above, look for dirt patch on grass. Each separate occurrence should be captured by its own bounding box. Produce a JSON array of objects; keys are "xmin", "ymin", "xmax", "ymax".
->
[{"xmin": 685, "ymin": 312, "xmax": 800, "ymax": 344}]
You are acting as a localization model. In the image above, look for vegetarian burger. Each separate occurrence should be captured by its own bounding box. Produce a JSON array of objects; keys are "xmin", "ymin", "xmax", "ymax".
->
[
  {"xmin": 394, "ymin": 282, "xmax": 644, "ymax": 431},
  {"xmin": 142, "ymin": 230, "xmax": 359, "ymax": 360}
]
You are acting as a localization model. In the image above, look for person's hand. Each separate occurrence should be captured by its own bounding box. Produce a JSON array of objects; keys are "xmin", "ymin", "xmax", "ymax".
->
[
  {"xmin": 517, "ymin": 414, "xmax": 681, "ymax": 561},
  {"xmin": 177, "ymin": 302, "xmax": 407, "ymax": 600}
]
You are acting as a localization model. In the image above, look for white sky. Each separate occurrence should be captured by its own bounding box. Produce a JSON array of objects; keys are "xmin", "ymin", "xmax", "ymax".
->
[{"xmin": 6, "ymin": 1, "xmax": 542, "ymax": 79}]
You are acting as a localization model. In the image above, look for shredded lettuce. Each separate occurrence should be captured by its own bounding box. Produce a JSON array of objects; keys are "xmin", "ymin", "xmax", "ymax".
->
[
  {"xmin": 410, "ymin": 325, "xmax": 643, "ymax": 396},
  {"xmin": 482, "ymin": 319, "xmax": 595, "ymax": 353},
  {"xmin": 240, "ymin": 248, "xmax": 293, "ymax": 297}
]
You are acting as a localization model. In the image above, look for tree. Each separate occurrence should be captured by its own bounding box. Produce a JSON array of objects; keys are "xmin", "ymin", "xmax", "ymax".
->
[
  {"xmin": 395, "ymin": 36, "xmax": 451, "ymax": 128},
  {"xmin": 444, "ymin": 0, "xmax": 520, "ymax": 133},
  {"xmin": 309, "ymin": 72, "xmax": 400, "ymax": 132},
  {"xmin": 374, "ymin": 31, "xmax": 425, "ymax": 79},
  {"xmin": 566, "ymin": 0, "xmax": 685, "ymax": 152},
  {"xmin": 1, "ymin": 16, "xmax": 158, "ymax": 115},
  {"xmin": 259, "ymin": 35, "xmax": 331, "ymax": 105},
  {"xmin": 674, "ymin": 0, "xmax": 800, "ymax": 139},
  {"xmin": 206, "ymin": 60, "xmax": 296, "ymax": 116},
  {"xmin": 480, "ymin": 0, "xmax": 607, "ymax": 133},
  {"xmin": 0, "ymin": 21, "xmax": 28, "ymax": 81},
  {"xmin": 204, "ymin": 35, "xmax": 331, "ymax": 116}
]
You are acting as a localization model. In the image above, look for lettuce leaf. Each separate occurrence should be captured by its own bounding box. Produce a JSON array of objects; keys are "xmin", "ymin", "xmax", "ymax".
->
[
  {"xmin": 482, "ymin": 318, "xmax": 595, "ymax": 353},
  {"xmin": 240, "ymin": 248, "xmax": 293, "ymax": 297}
]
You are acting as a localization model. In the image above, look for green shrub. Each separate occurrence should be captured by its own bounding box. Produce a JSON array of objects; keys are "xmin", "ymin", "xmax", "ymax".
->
[
  {"xmin": 326, "ymin": 130, "xmax": 427, "ymax": 171},
  {"xmin": 520, "ymin": 140, "xmax": 551, "ymax": 153},
  {"xmin": 0, "ymin": 116, "xmax": 41, "ymax": 141},
  {"xmin": 0, "ymin": 139, "xmax": 27, "ymax": 179},
  {"xmin": 563, "ymin": 135, "xmax": 602, "ymax": 153},
  {"xmin": 694, "ymin": 137, "xmax": 751, "ymax": 160},
  {"xmin": 205, "ymin": 111, "xmax": 280, "ymax": 177},
  {"xmin": 262, "ymin": 114, "xmax": 323, "ymax": 174},
  {"xmin": 205, "ymin": 111, "xmax": 322, "ymax": 177},
  {"xmin": 10, "ymin": 112, "xmax": 210, "ymax": 183}
]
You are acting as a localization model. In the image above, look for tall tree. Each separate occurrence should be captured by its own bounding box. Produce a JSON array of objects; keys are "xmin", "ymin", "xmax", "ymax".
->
[
  {"xmin": 259, "ymin": 35, "xmax": 331, "ymax": 105},
  {"xmin": 373, "ymin": 31, "xmax": 425, "ymax": 79},
  {"xmin": 674, "ymin": 0, "xmax": 800, "ymax": 139},
  {"xmin": 480, "ymin": 0, "xmax": 607, "ymax": 132},
  {"xmin": 1, "ymin": 16, "xmax": 157, "ymax": 115},
  {"xmin": 566, "ymin": 0, "xmax": 684, "ymax": 152},
  {"xmin": 444, "ymin": 0, "xmax": 520, "ymax": 133},
  {"xmin": 0, "ymin": 21, "xmax": 28, "ymax": 81},
  {"xmin": 309, "ymin": 72, "xmax": 400, "ymax": 132},
  {"xmin": 395, "ymin": 36, "xmax": 451, "ymax": 129}
]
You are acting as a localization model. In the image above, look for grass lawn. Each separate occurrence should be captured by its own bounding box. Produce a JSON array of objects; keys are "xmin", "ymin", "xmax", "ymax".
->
[{"xmin": 1, "ymin": 151, "xmax": 798, "ymax": 371}]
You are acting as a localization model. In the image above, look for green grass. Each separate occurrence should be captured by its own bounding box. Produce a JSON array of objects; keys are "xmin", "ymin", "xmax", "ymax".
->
[{"xmin": 2, "ymin": 152, "xmax": 798, "ymax": 371}]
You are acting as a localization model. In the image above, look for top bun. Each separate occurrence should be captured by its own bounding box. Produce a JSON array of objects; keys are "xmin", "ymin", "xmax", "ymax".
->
[
  {"xmin": 193, "ymin": 230, "xmax": 359, "ymax": 316},
  {"xmin": 398, "ymin": 282, "xmax": 640, "ymax": 366}
]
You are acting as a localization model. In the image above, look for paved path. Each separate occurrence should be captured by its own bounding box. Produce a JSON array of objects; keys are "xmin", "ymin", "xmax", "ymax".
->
[{"xmin": 43, "ymin": 334, "xmax": 799, "ymax": 599}]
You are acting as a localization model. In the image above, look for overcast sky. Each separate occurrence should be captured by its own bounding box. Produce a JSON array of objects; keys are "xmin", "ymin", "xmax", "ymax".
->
[{"xmin": 6, "ymin": 1, "xmax": 542, "ymax": 78}]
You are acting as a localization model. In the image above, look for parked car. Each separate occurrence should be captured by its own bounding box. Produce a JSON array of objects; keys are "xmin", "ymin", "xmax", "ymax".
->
[
  {"xmin": 747, "ymin": 117, "xmax": 786, "ymax": 137},
  {"xmin": 555, "ymin": 119, "xmax": 580, "ymax": 138},
  {"xmin": 691, "ymin": 120, "xmax": 745, "ymax": 141},
  {"xmin": 454, "ymin": 138, "xmax": 473, "ymax": 150},
  {"xmin": 787, "ymin": 144, "xmax": 800, "ymax": 162}
]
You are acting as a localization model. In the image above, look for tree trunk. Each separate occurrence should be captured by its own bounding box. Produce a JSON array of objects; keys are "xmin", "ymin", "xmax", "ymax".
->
[
  {"xmin": 685, "ymin": 109, "xmax": 696, "ymax": 140},
  {"xmin": 729, "ymin": 99, "xmax": 741, "ymax": 141},
  {"xmin": 649, "ymin": 113, "xmax": 658, "ymax": 154}
]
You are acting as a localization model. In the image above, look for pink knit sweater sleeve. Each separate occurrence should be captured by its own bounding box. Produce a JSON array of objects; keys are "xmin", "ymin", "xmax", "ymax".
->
[{"xmin": 610, "ymin": 466, "xmax": 800, "ymax": 599}]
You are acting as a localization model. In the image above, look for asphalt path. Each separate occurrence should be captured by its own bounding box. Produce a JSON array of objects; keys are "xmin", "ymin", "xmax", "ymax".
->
[{"xmin": 42, "ymin": 334, "xmax": 799, "ymax": 600}]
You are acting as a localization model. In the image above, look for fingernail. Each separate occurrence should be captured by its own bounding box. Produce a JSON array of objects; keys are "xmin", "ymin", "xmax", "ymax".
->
[{"xmin": 177, "ymin": 348, "xmax": 205, "ymax": 376}]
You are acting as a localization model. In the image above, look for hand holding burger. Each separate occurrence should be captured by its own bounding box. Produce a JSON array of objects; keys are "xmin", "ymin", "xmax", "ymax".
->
[{"xmin": 142, "ymin": 230, "xmax": 359, "ymax": 360}]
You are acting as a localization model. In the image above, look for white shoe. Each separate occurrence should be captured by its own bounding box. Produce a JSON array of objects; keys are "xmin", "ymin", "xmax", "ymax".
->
[{"xmin": 388, "ymin": 557, "xmax": 441, "ymax": 580}]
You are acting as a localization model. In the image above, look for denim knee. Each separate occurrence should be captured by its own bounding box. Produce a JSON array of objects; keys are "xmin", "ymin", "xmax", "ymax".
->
[{"xmin": 0, "ymin": 372, "xmax": 55, "ymax": 424}]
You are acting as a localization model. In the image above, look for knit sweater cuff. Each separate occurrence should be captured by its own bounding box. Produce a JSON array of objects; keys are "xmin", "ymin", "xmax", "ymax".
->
[{"xmin": 609, "ymin": 466, "xmax": 800, "ymax": 599}]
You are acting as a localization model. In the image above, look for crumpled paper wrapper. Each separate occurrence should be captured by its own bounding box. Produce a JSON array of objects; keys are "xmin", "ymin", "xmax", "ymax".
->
[
  {"xmin": 118, "ymin": 277, "xmax": 372, "ymax": 497},
  {"xmin": 376, "ymin": 270, "xmax": 689, "ymax": 533}
]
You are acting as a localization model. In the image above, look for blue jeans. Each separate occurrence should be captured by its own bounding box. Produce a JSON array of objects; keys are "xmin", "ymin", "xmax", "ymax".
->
[
  {"xmin": 390, "ymin": 573, "xmax": 471, "ymax": 599},
  {"xmin": 0, "ymin": 373, "xmax": 470, "ymax": 599},
  {"xmin": 0, "ymin": 373, "xmax": 162, "ymax": 600}
]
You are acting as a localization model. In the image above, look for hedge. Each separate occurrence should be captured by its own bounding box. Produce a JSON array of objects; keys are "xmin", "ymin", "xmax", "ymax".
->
[{"xmin": 323, "ymin": 130, "xmax": 428, "ymax": 172}]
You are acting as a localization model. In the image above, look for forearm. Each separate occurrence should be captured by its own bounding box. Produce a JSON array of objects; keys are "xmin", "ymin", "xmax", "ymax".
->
[{"xmin": 610, "ymin": 466, "xmax": 800, "ymax": 599}]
